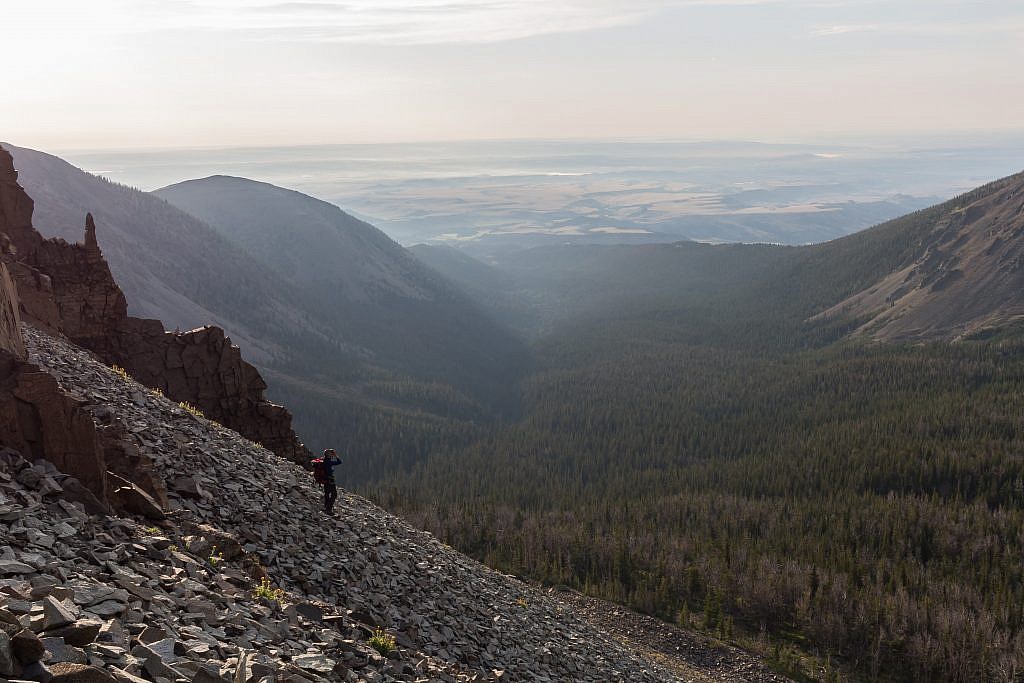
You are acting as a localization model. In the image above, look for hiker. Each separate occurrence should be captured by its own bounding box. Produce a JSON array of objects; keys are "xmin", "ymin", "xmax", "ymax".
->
[{"xmin": 319, "ymin": 448, "xmax": 341, "ymax": 513}]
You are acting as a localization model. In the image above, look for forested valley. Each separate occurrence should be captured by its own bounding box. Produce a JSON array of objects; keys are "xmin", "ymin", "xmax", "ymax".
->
[
  {"xmin": 311, "ymin": 172, "xmax": 1024, "ymax": 682},
  {"xmin": 367, "ymin": 329, "xmax": 1024, "ymax": 681}
]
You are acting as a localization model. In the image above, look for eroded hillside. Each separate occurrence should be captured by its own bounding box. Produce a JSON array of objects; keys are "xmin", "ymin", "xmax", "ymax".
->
[{"xmin": 816, "ymin": 171, "xmax": 1024, "ymax": 339}]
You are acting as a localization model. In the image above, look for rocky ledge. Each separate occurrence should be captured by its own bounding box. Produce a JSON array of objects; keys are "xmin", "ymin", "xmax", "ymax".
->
[{"xmin": 0, "ymin": 323, "xmax": 680, "ymax": 682}]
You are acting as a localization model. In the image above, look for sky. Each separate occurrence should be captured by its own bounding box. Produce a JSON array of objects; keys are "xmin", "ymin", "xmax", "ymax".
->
[{"xmin": 4, "ymin": 0, "xmax": 1024, "ymax": 150}]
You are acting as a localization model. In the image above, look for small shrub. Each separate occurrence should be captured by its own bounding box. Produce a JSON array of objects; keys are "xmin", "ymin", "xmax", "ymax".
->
[
  {"xmin": 208, "ymin": 545, "xmax": 223, "ymax": 567},
  {"xmin": 253, "ymin": 576, "xmax": 285, "ymax": 603},
  {"xmin": 516, "ymin": 597, "xmax": 528, "ymax": 609},
  {"xmin": 111, "ymin": 365, "xmax": 131, "ymax": 380},
  {"xmin": 179, "ymin": 401, "xmax": 205, "ymax": 418},
  {"xmin": 368, "ymin": 628, "xmax": 396, "ymax": 656},
  {"xmin": 151, "ymin": 387, "xmax": 164, "ymax": 397}
]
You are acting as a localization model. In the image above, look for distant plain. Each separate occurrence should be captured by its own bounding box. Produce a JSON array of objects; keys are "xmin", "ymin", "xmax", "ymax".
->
[{"xmin": 62, "ymin": 134, "xmax": 1024, "ymax": 252}]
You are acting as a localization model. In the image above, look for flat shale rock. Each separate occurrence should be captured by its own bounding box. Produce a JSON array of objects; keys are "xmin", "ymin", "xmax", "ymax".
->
[
  {"xmin": 0, "ymin": 560, "xmax": 36, "ymax": 576},
  {"xmin": 48, "ymin": 662, "xmax": 117, "ymax": 683},
  {"xmin": 40, "ymin": 637, "xmax": 88, "ymax": 665},
  {"xmin": 42, "ymin": 597, "xmax": 77, "ymax": 631},
  {"xmin": 43, "ymin": 620, "xmax": 102, "ymax": 648}
]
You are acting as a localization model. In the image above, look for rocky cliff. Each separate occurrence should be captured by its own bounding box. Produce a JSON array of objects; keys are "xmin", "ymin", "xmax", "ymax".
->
[
  {"xmin": 0, "ymin": 146, "xmax": 310, "ymax": 465},
  {"xmin": 0, "ymin": 196, "xmax": 169, "ymax": 521}
]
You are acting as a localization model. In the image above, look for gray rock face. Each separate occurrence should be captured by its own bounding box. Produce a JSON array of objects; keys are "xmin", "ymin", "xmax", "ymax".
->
[{"xmin": 0, "ymin": 323, "xmax": 771, "ymax": 683}]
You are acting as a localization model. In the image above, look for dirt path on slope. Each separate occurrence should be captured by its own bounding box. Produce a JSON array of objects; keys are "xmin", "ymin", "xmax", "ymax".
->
[{"xmin": 553, "ymin": 590, "xmax": 793, "ymax": 683}]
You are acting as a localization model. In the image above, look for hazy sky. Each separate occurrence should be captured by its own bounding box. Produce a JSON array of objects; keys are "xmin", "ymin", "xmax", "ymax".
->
[{"xmin": 5, "ymin": 0, "xmax": 1023, "ymax": 150}]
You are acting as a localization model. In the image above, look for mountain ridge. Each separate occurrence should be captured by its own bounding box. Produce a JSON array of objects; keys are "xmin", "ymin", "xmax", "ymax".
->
[
  {"xmin": 1, "ymin": 142, "xmax": 329, "ymax": 364},
  {"xmin": 442, "ymin": 167, "xmax": 1024, "ymax": 345},
  {"xmin": 812, "ymin": 170, "xmax": 1024, "ymax": 339},
  {"xmin": 155, "ymin": 175, "xmax": 435, "ymax": 302},
  {"xmin": 4, "ymin": 144, "xmax": 529, "ymax": 462},
  {"xmin": 152, "ymin": 173, "xmax": 529, "ymax": 412}
]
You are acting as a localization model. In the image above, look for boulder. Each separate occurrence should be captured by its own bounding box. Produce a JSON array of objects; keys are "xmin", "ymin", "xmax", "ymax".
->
[
  {"xmin": 42, "ymin": 620, "xmax": 101, "ymax": 648},
  {"xmin": 0, "ymin": 629, "xmax": 15, "ymax": 676},
  {"xmin": 21, "ymin": 659, "xmax": 54, "ymax": 683},
  {"xmin": 108, "ymin": 668, "xmax": 148, "ymax": 683},
  {"xmin": 41, "ymin": 597, "xmax": 76, "ymax": 631},
  {"xmin": 105, "ymin": 473, "xmax": 164, "ymax": 521},
  {"xmin": 294, "ymin": 603, "xmax": 323, "ymax": 623},
  {"xmin": 0, "ymin": 560, "xmax": 35, "ymax": 576},
  {"xmin": 185, "ymin": 524, "xmax": 244, "ymax": 562},
  {"xmin": 168, "ymin": 475, "xmax": 204, "ymax": 499},
  {"xmin": 132, "ymin": 643, "xmax": 185, "ymax": 681},
  {"xmin": 48, "ymin": 663, "xmax": 116, "ymax": 683},
  {"xmin": 12, "ymin": 627, "xmax": 46, "ymax": 664},
  {"xmin": 40, "ymin": 637, "xmax": 87, "ymax": 665},
  {"xmin": 58, "ymin": 478, "xmax": 110, "ymax": 517},
  {"xmin": 291, "ymin": 653, "xmax": 335, "ymax": 675}
]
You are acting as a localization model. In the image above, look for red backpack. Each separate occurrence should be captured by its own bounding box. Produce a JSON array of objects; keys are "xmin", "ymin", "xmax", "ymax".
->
[{"xmin": 311, "ymin": 458, "xmax": 327, "ymax": 485}]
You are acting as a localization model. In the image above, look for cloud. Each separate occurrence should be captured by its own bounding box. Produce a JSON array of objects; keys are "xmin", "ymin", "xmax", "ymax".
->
[
  {"xmin": 811, "ymin": 24, "xmax": 878, "ymax": 36},
  {"xmin": 16, "ymin": 0, "xmax": 1022, "ymax": 47},
  {"xmin": 812, "ymin": 17, "xmax": 1024, "ymax": 39},
  {"xmin": 137, "ymin": 0, "xmax": 678, "ymax": 45},
  {"xmin": 19, "ymin": 0, "xmax": 875, "ymax": 47}
]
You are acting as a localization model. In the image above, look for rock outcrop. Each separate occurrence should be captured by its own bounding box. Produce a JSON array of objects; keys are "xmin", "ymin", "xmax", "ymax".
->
[
  {"xmin": 0, "ymin": 145, "xmax": 310, "ymax": 465},
  {"xmin": 0, "ymin": 324, "xmax": 682, "ymax": 682},
  {"xmin": 28, "ymin": 212, "xmax": 129, "ymax": 354},
  {"xmin": 0, "ymin": 218, "xmax": 163, "ymax": 517},
  {"xmin": 0, "ymin": 263, "xmax": 26, "ymax": 360},
  {"xmin": 111, "ymin": 320, "xmax": 309, "ymax": 463},
  {"xmin": 0, "ymin": 363, "xmax": 111, "ymax": 506},
  {"xmin": 0, "ymin": 245, "xmax": 107, "ymax": 506}
]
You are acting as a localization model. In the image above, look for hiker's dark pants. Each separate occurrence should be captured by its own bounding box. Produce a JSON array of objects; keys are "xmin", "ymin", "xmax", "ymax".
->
[{"xmin": 324, "ymin": 480, "xmax": 337, "ymax": 512}]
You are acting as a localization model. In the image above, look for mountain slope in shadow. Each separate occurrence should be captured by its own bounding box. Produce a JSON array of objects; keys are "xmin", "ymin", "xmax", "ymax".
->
[{"xmin": 154, "ymin": 175, "xmax": 528, "ymax": 401}]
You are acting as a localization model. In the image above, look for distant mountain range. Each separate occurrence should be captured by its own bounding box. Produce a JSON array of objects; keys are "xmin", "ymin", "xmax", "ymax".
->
[{"xmin": 4, "ymin": 144, "xmax": 528, "ymax": 456}]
